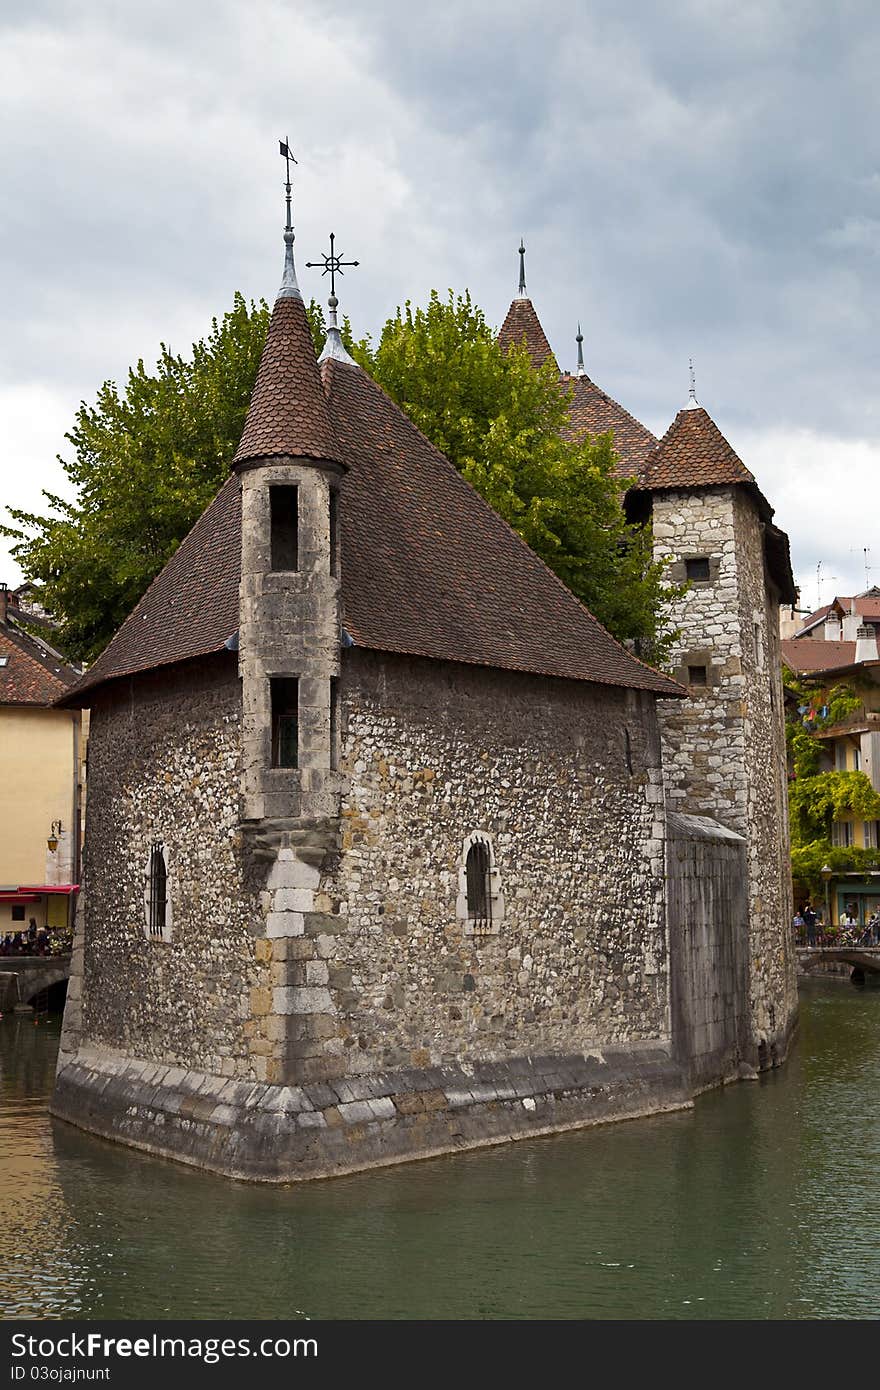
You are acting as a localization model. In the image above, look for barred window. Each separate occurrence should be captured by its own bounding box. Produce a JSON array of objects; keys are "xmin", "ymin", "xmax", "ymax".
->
[
  {"xmin": 466, "ymin": 838, "xmax": 492, "ymax": 930},
  {"xmin": 148, "ymin": 843, "xmax": 167, "ymax": 936},
  {"xmin": 456, "ymin": 832, "xmax": 504, "ymax": 935},
  {"xmin": 144, "ymin": 842, "xmax": 172, "ymax": 941}
]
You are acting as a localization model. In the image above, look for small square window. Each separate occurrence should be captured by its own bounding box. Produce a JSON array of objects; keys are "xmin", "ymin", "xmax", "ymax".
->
[
  {"xmin": 11, "ymin": 905, "xmax": 25, "ymax": 922},
  {"xmin": 271, "ymin": 677, "xmax": 299, "ymax": 768},
  {"xmin": 688, "ymin": 664, "xmax": 708, "ymax": 686},
  {"xmin": 685, "ymin": 557, "xmax": 711, "ymax": 582},
  {"xmin": 270, "ymin": 486, "xmax": 299, "ymax": 572}
]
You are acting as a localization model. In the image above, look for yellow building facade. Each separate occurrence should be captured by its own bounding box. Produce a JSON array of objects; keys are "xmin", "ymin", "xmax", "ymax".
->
[{"xmin": 0, "ymin": 585, "xmax": 84, "ymax": 941}]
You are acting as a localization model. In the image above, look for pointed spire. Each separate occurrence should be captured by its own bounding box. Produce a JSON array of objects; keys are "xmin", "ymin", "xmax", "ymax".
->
[
  {"xmin": 278, "ymin": 138, "xmax": 301, "ymax": 300},
  {"xmin": 306, "ymin": 232, "xmax": 360, "ymax": 367},
  {"xmin": 684, "ymin": 357, "xmax": 699, "ymax": 410},
  {"xmin": 232, "ymin": 149, "xmax": 341, "ymax": 470},
  {"xmin": 576, "ymin": 322, "xmax": 586, "ymax": 377},
  {"xmin": 518, "ymin": 239, "xmax": 527, "ymax": 298},
  {"xmin": 319, "ymin": 294, "xmax": 357, "ymax": 365}
]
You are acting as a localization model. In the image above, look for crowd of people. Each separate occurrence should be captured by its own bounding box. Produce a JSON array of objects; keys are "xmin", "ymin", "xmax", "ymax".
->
[
  {"xmin": 793, "ymin": 902, "xmax": 880, "ymax": 946},
  {"xmin": 0, "ymin": 919, "xmax": 67, "ymax": 956}
]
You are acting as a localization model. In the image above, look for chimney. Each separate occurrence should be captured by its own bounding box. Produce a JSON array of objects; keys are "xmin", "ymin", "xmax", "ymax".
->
[
  {"xmin": 855, "ymin": 624, "xmax": 879, "ymax": 663},
  {"xmin": 0, "ymin": 583, "xmax": 8, "ymax": 626},
  {"xmin": 824, "ymin": 613, "xmax": 841, "ymax": 641}
]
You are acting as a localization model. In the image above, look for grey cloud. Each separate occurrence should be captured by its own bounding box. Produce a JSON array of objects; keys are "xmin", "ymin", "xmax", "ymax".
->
[{"xmin": 2, "ymin": 0, "xmax": 880, "ymax": 593}]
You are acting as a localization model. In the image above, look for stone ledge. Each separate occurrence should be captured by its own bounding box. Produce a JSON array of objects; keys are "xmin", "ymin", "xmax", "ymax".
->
[{"xmin": 50, "ymin": 1042, "xmax": 691, "ymax": 1183}]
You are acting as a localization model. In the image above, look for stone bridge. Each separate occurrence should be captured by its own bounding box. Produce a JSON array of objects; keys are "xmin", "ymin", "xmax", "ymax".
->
[
  {"xmin": 797, "ymin": 946, "xmax": 880, "ymax": 982},
  {"xmin": 0, "ymin": 955, "xmax": 71, "ymax": 1011}
]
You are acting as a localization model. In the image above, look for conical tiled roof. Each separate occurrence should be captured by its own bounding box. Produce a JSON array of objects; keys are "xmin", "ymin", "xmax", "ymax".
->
[
  {"xmin": 640, "ymin": 406, "xmax": 755, "ymax": 490},
  {"xmin": 640, "ymin": 403, "xmax": 797, "ymax": 605},
  {"xmin": 233, "ymin": 294, "xmax": 342, "ymax": 468},
  {"xmin": 59, "ymin": 345, "xmax": 684, "ymax": 704},
  {"xmin": 563, "ymin": 373, "xmax": 658, "ymax": 481},
  {"xmin": 498, "ymin": 298, "xmax": 558, "ymax": 370}
]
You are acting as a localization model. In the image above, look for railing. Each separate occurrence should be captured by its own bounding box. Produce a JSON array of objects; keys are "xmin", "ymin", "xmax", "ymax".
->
[{"xmin": 795, "ymin": 927, "xmax": 880, "ymax": 949}]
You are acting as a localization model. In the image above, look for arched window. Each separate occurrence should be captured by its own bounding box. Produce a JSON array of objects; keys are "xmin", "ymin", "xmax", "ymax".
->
[
  {"xmin": 143, "ymin": 841, "xmax": 172, "ymax": 942},
  {"xmin": 466, "ymin": 838, "xmax": 491, "ymax": 927},
  {"xmin": 456, "ymin": 832, "xmax": 504, "ymax": 935}
]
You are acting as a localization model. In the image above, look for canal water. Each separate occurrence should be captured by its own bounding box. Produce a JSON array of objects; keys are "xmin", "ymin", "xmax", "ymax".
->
[{"xmin": 2, "ymin": 977, "xmax": 878, "ymax": 1321}]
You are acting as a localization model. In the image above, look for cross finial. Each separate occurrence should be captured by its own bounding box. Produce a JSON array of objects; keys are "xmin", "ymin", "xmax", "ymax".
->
[
  {"xmin": 576, "ymin": 322, "xmax": 586, "ymax": 377},
  {"xmin": 518, "ymin": 239, "xmax": 527, "ymax": 297},
  {"xmin": 685, "ymin": 357, "xmax": 699, "ymax": 409},
  {"xmin": 307, "ymin": 232, "xmax": 361, "ymax": 366},
  {"xmin": 278, "ymin": 137, "xmax": 301, "ymax": 300}
]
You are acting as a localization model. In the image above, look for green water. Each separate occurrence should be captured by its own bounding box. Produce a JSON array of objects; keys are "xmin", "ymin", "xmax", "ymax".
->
[{"xmin": 2, "ymin": 978, "xmax": 879, "ymax": 1320}]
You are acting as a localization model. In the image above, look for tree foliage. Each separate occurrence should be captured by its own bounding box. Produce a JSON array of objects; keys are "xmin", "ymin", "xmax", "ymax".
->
[
  {"xmin": 4, "ymin": 287, "xmax": 678, "ymax": 663},
  {"xmin": 788, "ymin": 770, "xmax": 880, "ymax": 847},
  {"xmin": 354, "ymin": 291, "xmax": 680, "ymax": 659}
]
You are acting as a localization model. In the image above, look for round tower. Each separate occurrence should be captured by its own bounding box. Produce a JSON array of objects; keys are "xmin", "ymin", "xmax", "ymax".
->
[{"xmin": 232, "ymin": 199, "xmax": 345, "ymax": 827}]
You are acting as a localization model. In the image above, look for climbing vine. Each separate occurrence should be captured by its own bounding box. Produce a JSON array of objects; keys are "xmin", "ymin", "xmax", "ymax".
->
[{"xmin": 788, "ymin": 770, "xmax": 880, "ymax": 847}]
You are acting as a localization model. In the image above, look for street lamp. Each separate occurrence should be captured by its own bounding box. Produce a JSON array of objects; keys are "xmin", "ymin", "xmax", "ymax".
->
[
  {"xmin": 820, "ymin": 863, "xmax": 833, "ymax": 934},
  {"xmin": 47, "ymin": 820, "xmax": 62, "ymax": 853}
]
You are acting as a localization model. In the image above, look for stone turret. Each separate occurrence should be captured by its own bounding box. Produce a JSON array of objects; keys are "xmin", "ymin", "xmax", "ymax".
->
[
  {"xmin": 233, "ymin": 232, "xmax": 345, "ymax": 828},
  {"xmin": 640, "ymin": 396, "xmax": 798, "ymax": 1068}
]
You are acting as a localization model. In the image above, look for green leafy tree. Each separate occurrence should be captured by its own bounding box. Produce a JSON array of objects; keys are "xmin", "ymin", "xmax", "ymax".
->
[
  {"xmin": 3, "ymin": 296, "xmax": 333, "ymax": 661},
  {"xmin": 354, "ymin": 291, "xmax": 679, "ymax": 660},
  {"xmin": 4, "ymin": 288, "xmax": 677, "ymax": 663}
]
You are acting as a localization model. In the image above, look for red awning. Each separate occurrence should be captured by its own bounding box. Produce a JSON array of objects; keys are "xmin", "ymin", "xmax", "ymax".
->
[
  {"xmin": 15, "ymin": 885, "xmax": 79, "ymax": 895},
  {"xmin": 0, "ymin": 892, "xmax": 42, "ymax": 903}
]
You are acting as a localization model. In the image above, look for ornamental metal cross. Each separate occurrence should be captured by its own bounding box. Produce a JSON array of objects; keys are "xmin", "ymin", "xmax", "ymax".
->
[{"xmin": 306, "ymin": 233, "xmax": 359, "ymax": 298}]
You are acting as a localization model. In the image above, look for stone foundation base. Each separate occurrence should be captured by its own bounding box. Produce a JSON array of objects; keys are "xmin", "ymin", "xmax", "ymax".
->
[{"xmin": 51, "ymin": 1042, "xmax": 691, "ymax": 1182}]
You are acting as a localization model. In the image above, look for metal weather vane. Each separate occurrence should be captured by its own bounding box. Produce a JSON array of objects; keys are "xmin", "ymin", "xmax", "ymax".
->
[
  {"xmin": 306, "ymin": 233, "xmax": 359, "ymax": 298},
  {"xmin": 277, "ymin": 138, "xmax": 301, "ymax": 298}
]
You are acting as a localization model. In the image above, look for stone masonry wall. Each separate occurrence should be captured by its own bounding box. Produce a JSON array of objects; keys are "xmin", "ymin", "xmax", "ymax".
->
[
  {"xmin": 652, "ymin": 487, "xmax": 796, "ymax": 1060},
  {"xmin": 77, "ymin": 655, "xmax": 273, "ymax": 1081},
  {"xmin": 731, "ymin": 490, "xmax": 797, "ymax": 1055},
  {"xmin": 274, "ymin": 650, "xmax": 672, "ymax": 1082}
]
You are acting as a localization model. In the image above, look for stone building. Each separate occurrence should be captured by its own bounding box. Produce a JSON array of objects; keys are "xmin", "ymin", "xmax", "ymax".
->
[
  {"xmin": 52, "ymin": 220, "xmax": 795, "ymax": 1180},
  {"xmin": 500, "ymin": 258, "xmax": 798, "ymax": 1067}
]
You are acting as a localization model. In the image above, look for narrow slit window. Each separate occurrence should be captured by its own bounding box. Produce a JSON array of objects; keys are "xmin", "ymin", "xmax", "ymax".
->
[
  {"xmin": 148, "ymin": 842, "xmax": 167, "ymax": 938},
  {"xmin": 330, "ymin": 676, "xmax": 339, "ymax": 771},
  {"xmin": 271, "ymin": 677, "xmax": 299, "ymax": 768},
  {"xmin": 329, "ymin": 490, "xmax": 338, "ymax": 577},
  {"xmin": 466, "ymin": 838, "xmax": 492, "ymax": 933},
  {"xmin": 624, "ymin": 727, "xmax": 634, "ymax": 774},
  {"xmin": 688, "ymin": 664, "xmax": 708, "ymax": 686},
  {"xmin": 685, "ymin": 557, "xmax": 711, "ymax": 582},
  {"xmin": 270, "ymin": 486, "xmax": 299, "ymax": 571}
]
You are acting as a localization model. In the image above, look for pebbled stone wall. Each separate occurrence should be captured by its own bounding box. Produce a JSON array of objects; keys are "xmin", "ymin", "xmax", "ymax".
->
[
  {"xmin": 75, "ymin": 654, "xmax": 271, "ymax": 1081},
  {"xmin": 288, "ymin": 650, "xmax": 672, "ymax": 1081},
  {"xmin": 651, "ymin": 486, "xmax": 796, "ymax": 1063}
]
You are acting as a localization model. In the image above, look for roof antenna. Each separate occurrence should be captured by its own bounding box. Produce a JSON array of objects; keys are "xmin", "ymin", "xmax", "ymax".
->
[
  {"xmin": 684, "ymin": 357, "xmax": 699, "ymax": 410},
  {"xmin": 518, "ymin": 239, "xmax": 527, "ymax": 298},
  {"xmin": 278, "ymin": 138, "xmax": 301, "ymax": 300},
  {"xmin": 849, "ymin": 545, "xmax": 874, "ymax": 591},
  {"xmin": 307, "ymin": 232, "xmax": 360, "ymax": 365},
  {"xmin": 576, "ymin": 322, "xmax": 586, "ymax": 377}
]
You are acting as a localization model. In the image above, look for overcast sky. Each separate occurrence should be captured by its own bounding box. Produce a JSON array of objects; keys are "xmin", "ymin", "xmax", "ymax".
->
[{"xmin": 3, "ymin": 0, "xmax": 880, "ymax": 611}]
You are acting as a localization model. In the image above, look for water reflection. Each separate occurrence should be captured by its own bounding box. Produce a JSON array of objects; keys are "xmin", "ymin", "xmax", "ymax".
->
[{"xmin": 2, "ymin": 978, "xmax": 878, "ymax": 1320}]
